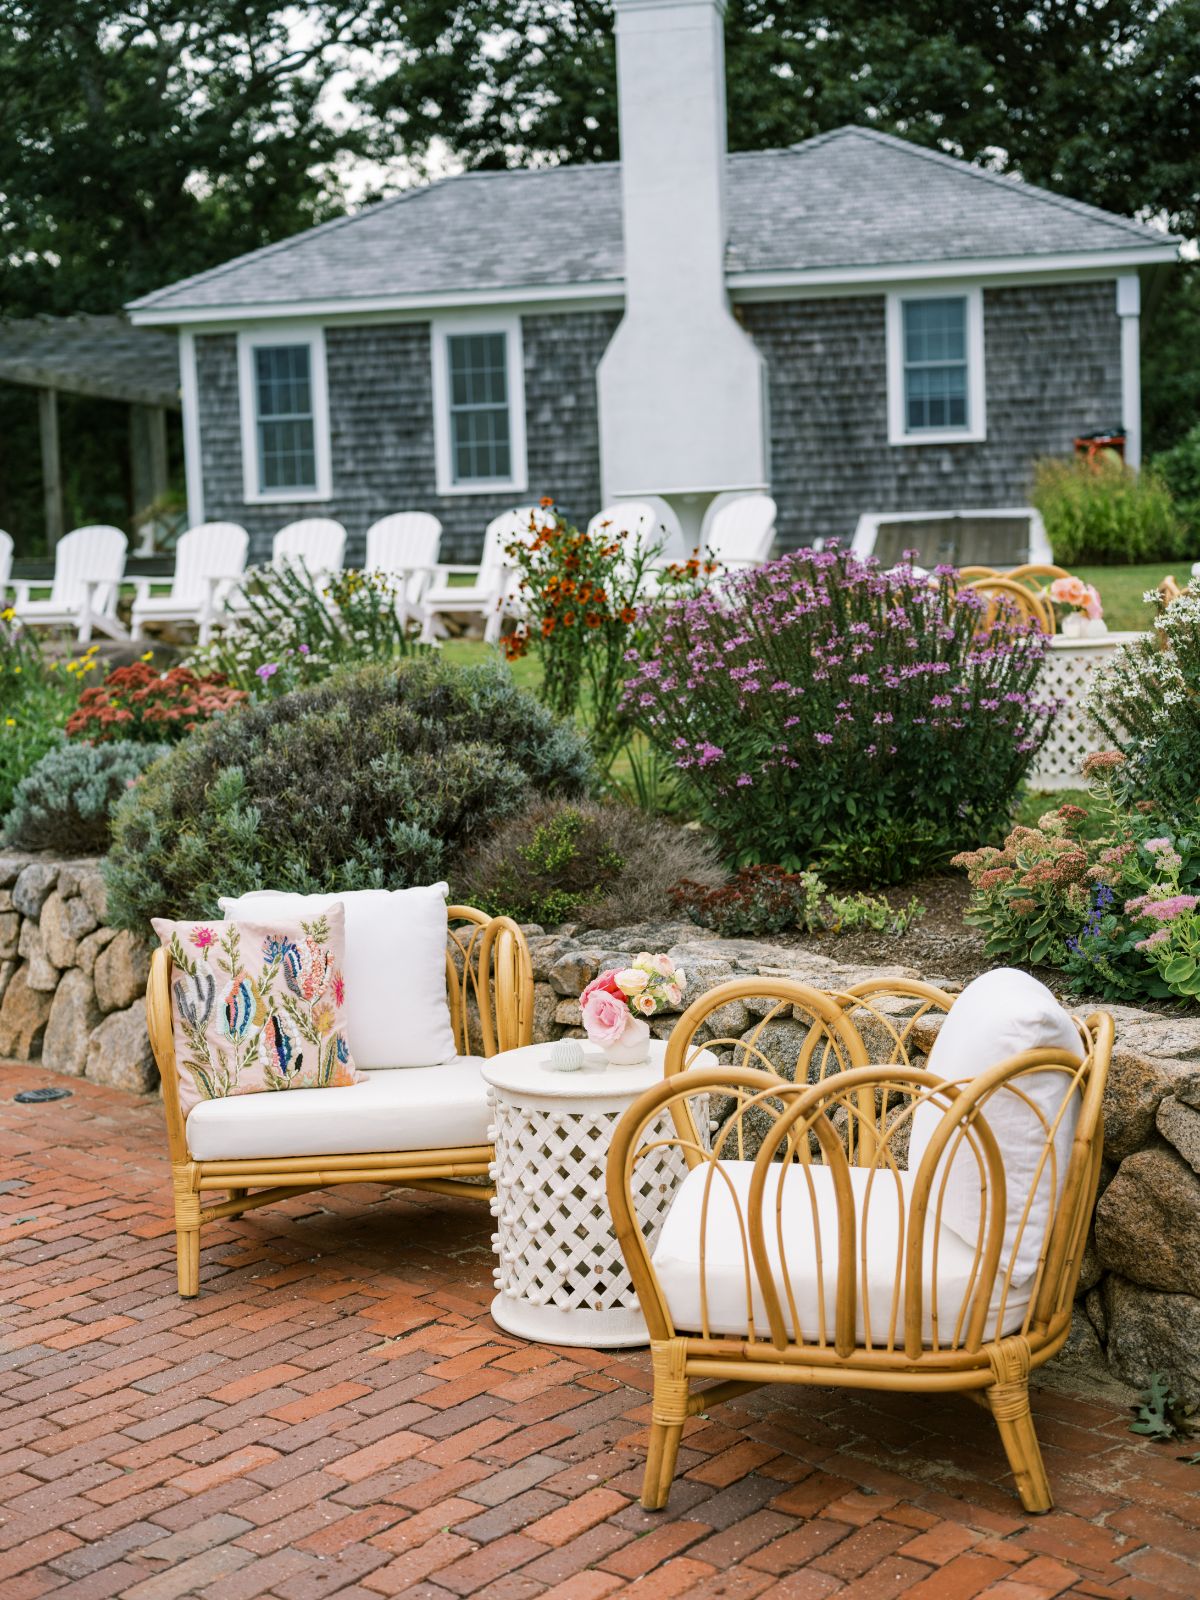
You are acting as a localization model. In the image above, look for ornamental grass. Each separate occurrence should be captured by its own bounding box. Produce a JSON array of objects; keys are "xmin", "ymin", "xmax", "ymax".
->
[{"xmin": 623, "ymin": 547, "xmax": 1055, "ymax": 882}]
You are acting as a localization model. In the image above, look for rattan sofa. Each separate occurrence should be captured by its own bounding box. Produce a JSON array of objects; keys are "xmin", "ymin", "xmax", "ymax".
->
[
  {"xmin": 607, "ymin": 974, "xmax": 1113, "ymax": 1515},
  {"xmin": 148, "ymin": 906, "xmax": 532, "ymax": 1297}
]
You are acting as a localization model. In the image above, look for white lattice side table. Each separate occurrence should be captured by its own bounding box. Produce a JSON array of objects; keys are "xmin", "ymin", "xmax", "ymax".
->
[
  {"xmin": 1029, "ymin": 632, "xmax": 1143, "ymax": 790},
  {"xmin": 482, "ymin": 1040, "xmax": 714, "ymax": 1348}
]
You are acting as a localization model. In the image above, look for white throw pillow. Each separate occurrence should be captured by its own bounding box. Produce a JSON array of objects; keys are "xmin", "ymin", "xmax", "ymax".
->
[
  {"xmin": 906, "ymin": 968, "xmax": 1083, "ymax": 1285},
  {"xmin": 218, "ymin": 885, "xmax": 456, "ymax": 1070}
]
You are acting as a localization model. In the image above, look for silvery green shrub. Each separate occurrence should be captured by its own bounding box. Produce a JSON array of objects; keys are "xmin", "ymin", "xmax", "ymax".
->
[{"xmin": 4, "ymin": 738, "xmax": 168, "ymax": 854}]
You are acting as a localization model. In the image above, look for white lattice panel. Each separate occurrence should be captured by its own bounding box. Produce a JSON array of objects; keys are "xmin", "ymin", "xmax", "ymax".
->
[
  {"xmin": 486, "ymin": 1086, "xmax": 706, "ymax": 1346},
  {"xmin": 1028, "ymin": 634, "xmax": 1138, "ymax": 791}
]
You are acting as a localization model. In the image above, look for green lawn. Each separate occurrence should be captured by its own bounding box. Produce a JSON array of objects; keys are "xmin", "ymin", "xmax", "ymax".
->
[{"xmin": 1071, "ymin": 562, "xmax": 1183, "ymax": 632}]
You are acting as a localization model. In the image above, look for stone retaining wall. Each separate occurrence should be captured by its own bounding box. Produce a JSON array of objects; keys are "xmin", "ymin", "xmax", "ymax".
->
[
  {"xmin": 0, "ymin": 854, "xmax": 154, "ymax": 1093},
  {"xmin": 525, "ymin": 919, "xmax": 1200, "ymax": 1403}
]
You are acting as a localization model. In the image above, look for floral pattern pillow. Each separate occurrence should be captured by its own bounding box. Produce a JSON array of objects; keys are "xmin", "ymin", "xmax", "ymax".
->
[{"xmin": 152, "ymin": 907, "xmax": 364, "ymax": 1117}]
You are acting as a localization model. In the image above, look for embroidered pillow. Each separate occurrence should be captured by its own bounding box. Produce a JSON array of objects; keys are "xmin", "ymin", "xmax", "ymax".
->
[{"xmin": 152, "ymin": 907, "xmax": 365, "ymax": 1117}]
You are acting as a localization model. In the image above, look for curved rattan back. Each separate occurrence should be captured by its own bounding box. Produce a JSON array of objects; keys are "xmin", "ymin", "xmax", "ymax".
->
[
  {"xmin": 961, "ymin": 576, "xmax": 1055, "ymax": 634},
  {"xmin": 607, "ymin": 977, "xmax": 1112, "ymax": 1370}
]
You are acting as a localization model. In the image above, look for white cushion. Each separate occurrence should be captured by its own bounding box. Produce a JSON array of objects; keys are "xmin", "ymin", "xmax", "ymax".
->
[
  {"xmin": 218, "ymin": 885, "xmax": 456, "ymax": 1071},
  {"xmin": 185, "ymin": 1056, "xmax": 490, "ymax": 1160},
  {"xmin": 907, "ymin": 968, "xmax": 1082, "ymax": 1284},
  {"xmin": 651, "ymin": 1160, "xmax": 1034, "ymax": 1346}
]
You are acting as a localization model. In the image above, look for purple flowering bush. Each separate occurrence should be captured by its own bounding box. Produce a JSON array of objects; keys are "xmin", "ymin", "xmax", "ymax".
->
[{"xmin": 622, "ymin": 548, "xmax": 1054, "ymax": 881}]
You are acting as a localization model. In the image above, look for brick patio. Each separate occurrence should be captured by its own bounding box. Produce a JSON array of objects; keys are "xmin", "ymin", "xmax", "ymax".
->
[{"xmin": 2, "ymin": 1064, "xmax": 1198, "ymax": 1600}]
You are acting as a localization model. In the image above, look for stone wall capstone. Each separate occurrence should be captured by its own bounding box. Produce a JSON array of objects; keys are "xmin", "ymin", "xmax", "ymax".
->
[
  {"xmin": 524, "ymin": 918, "xmax": 1200, "ymax": 1403},
  {"xmin": 0, "ymin": 853, "xmax": 155, "ymax": 1094}
]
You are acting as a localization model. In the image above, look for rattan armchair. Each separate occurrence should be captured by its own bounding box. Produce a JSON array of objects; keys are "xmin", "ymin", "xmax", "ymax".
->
[
  {"xmin": 148, "ymin": 906, "xmax": 532, "ymax": 1297},
  {"xmin": 607, "ymin": 977, "xmax": 1112, "ymax": 1515}
]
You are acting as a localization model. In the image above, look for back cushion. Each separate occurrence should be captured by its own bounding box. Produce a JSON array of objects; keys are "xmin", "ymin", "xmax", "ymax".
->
[
  {"xmin": 907, "ymin": 968, "xmax": 1083, "ymax": 1284},
  {"xmin": 219, "ymin": 885, "xmax": 455, "ymax": 1070}
]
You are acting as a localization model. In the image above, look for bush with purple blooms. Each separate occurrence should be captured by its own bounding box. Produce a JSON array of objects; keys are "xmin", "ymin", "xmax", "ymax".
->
[{"xmin": 622, "ymin": 547, "xmax": 1055, "ymax": 881}]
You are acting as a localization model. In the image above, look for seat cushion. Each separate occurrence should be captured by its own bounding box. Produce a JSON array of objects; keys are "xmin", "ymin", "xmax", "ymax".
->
[
  {"xmin": 652, "ymin": 1160, "xmax": 1034, "ymax": 1347},
  {"xmin": 907, "ymin": 968, "xmax": 1082, "ymax": 1284},
  {"xmin": 219, "ymin": 885, "xmax": 456, "ymax": 1071},
  {"xmin": 186, "ymin": 1056, "xmax": 491, "ymax": 1160}
]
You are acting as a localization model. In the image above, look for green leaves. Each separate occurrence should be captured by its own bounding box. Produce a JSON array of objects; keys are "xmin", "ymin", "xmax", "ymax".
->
[{"xmin": 1129, "ymin": 1374, "xmax": 1199, "ymax": 1446}]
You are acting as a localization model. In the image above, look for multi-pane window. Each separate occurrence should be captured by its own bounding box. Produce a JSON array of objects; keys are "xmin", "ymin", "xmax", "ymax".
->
[
  {"xmin": 446, "ymin": 332, "xmax": 512, "ymax": 483},
  {"xmin": 901, "ymin": 296, "xmax": 969, "ymax": 433},
  {"xmin": 253, "ymin": 343, "xmax": 317, "ymax": 492}
]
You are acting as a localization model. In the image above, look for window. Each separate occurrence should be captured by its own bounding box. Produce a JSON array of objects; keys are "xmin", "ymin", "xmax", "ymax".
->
[
  {"xmin": 237, "ymin": 328, "xmax": 331, "ymax": 502},
  {"xmin": 886, "ymin": 288, "xmax": 985, "ymax": 445},
  {"xmin": 432, "ymin": 316, "xmax": 527, "ymax": 494}
]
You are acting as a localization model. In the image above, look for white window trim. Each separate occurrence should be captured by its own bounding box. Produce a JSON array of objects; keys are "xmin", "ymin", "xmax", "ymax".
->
[
  {"xmin": 237, "ymin": 325, "xmax": 332, "ymax": 503},
  {"xmin": 431, "ymin": 313, "xmax": 528, "ymax": 496},
  {"xmin": 886, "ymin": 286, "xmax": 986, "ymax": 446}
]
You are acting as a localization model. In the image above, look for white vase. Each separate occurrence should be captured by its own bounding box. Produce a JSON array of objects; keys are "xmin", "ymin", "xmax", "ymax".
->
[
  {"xmin": 601, "ymin": 1015, "xmax": 652, "ymax": 1067},
  {"xmin": 1083, "ymin": 616, "xmax": 1108, "ymax": 637},
  {"xmin": 1060, "ymin": 611, "xmax": 1086, "ymax": 638}
]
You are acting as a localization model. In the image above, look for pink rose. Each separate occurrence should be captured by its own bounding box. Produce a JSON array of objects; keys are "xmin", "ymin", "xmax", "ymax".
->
[
  {"xmin": 581, "ymin": 986, "xmax": 631, "ymax": 1045},
  {"xmin": 580, "ymin": 970, "xmax": 623, "ymax": 1007},
  {"xmin": 1082, "ymin": 585, "xmax": 1103, "ymax": 620}
]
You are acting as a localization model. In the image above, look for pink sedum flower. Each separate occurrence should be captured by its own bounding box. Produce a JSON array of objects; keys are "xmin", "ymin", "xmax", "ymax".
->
[{"xmin": 581, "ymin": 987, "xmax": 631, "ymax": 1045}]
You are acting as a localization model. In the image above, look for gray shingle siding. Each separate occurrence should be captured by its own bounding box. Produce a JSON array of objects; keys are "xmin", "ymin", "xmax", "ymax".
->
[
  {"xmin": 740, "ymin": 280, "xmax": 1123, "ymax": 551},
  {"xmin": 195, "ymin": 281, "xmax": 1122, "ymax": 563},
  {"xmin": 194, "ymin": 310, "xmax": 619, "ymax": 563}
]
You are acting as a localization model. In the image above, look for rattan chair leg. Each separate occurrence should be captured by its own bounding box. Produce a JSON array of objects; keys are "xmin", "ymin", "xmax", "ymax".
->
[
  {"xmin": 643, "ymin": 1339, "xmax": 690, "ymax": 1511},
  {"xmin": 986, "ymin": 1338, "xmax": 1052, "ymax": 1514},
  {"xmin": 173, "ymin": 1181, "xmax": 201, "ymax": 1298}
]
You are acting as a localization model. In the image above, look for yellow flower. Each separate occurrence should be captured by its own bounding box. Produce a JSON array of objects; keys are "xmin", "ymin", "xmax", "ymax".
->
[
  {"xmin": 140, "ymin": 651, "xmax": 153, "ymax": 662},
  {"xmin": 4, "ymin": 717, "xmax": 14, "ymax": 727},
  {"xmin": 1, "ymin": 607, "xmax": 13, "ymax": 621}
]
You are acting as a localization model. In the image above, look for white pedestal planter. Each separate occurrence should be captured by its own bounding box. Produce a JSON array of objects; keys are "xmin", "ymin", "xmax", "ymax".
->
[
  {"xmin": 1029, "ymin": 631, "xmax": 1143, "ymax": 792},
  {"xmin": 482, "ymin": 1039, "xmax": 713, "ymax": 1348}
]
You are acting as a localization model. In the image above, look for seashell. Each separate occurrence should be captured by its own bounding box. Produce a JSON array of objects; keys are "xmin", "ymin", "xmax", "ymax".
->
[{"xmin": 546, "ymin": 1039, "xmax": 586, "ymax": 1072}]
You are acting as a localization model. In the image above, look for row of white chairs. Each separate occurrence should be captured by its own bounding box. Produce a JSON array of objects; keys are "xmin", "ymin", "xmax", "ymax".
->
[{"xmin": 0, "ymin": 494, "xmax": 776, "ymax": 647}]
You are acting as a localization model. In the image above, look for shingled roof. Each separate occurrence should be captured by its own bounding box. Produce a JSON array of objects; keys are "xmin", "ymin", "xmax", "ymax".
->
[{"xmin": 129, "ymin": 126, "xmax": 1178, "ymax": 321}]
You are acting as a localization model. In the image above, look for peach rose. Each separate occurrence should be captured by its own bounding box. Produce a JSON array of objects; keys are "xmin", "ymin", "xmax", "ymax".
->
[
  {"xmin": 614, "ymin": 967, "xmax": 649, "ymax": 996},
  {"xmin": 581, "ymin": 987, "xmax": 631, "ymax": 1046},
  {"xmin": 1049, "ymin": 575, "xmax": 1087, "ymax": 607},
  {"xmin": 634, "ymin": 992, "xmax": 657, "ymax": 1016}
]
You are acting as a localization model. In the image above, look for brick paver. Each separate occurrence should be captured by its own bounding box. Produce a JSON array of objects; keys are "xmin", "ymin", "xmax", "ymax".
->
[{"xmin": 2, "ymin": 1065, "xmax": 1198, "ymax": 1599}]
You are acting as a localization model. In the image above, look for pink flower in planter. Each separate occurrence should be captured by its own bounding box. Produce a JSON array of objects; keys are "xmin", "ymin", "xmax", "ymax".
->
[{"xmin": 581, "ymin": 986, "xmax": 631, "ymax": 1046}]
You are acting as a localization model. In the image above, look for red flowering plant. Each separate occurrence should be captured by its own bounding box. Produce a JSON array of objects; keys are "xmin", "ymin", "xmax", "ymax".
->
[
  {"xmin": 65, "ymin": 661, "xmax": 248, "ymax": 745},
  {"xmin": 952, "ymin": 806, "xmax": 1097, "ymax": 967},
  {"xmin": 502, "ymin": 499, "xmax": 705, "ymax": 771}
]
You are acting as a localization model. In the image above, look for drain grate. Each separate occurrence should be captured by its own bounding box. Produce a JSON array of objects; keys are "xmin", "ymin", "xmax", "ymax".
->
[{"xmin": 14, "ymin": 1086, "xmax": 73, "ymax": 1104}]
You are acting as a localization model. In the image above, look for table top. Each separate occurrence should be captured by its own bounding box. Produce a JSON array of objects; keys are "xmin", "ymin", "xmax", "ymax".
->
[{"xmin": 482, "ymin": 1038, "xmax": 712, "ymax": 1101}]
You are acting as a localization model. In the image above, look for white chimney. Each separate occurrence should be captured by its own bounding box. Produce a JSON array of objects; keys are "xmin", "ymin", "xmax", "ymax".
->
[{"xmin": 597, "ymin": 0, "xmax": 767, "ymax": 541}]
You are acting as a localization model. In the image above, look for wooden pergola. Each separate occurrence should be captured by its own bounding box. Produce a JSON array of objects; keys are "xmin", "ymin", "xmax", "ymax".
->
[{"xmin": 0, "ymin": 315, "xmax": 180, "ymax": 548}]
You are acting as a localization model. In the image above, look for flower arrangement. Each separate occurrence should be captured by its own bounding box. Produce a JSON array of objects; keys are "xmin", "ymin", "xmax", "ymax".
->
[
  {"xmin": 1047, "ymin": 574, "xmax": 1105, "ymax": 636},
  {"xmin": 580, "ymin": 953, "xmax": 686, "ymax": 1063},
  {"xmin": 66, "ymin": 662, "xmax": 247, "ymax": 744},
  {"xmin": 623, "ymin": 546, "xmax": 1054, "ymax": 881}
]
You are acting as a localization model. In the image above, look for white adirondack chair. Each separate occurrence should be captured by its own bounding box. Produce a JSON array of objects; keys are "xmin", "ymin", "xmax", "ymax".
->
[
  {"xmin": 12, "ymin": 525, "xmax": 128, "ymax": 643},
  {"xmin": 365, "ymin": 513, "xmax": 442, "ymax": 624},
  {"xmin": 420, "ymin": 505, "xmax": 556, "ymax": 645},
  {"xmin": 701, "ymin": 493, "xmax": 777, "ymax": 569},
  {"xmin": 130, "ymin": 523, "xmax": 249, "ymax": 645},
  {"xmin": 588, "ymin": 500, "xmax": 682, "ymax": 599},
  {"xmin": 0, "ymin": 531, "xmax": 13, "ymax": 599},
  {"xmin": 273, "ymin": 518, "xmax": 346, "ymax": 577}
]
